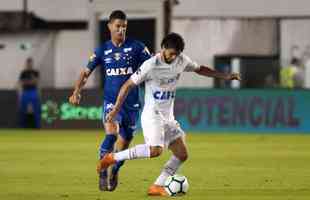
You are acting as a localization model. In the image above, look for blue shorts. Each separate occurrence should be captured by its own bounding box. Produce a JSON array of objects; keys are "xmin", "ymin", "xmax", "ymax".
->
[{"xmin": 102, "ymin": 101, "xmax": 139, "ymax": 141}]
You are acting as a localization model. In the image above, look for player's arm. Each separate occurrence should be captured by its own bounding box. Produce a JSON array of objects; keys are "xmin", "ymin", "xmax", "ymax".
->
[
  {"xmin": 106, "ymin": 79, "xmax": 137, "ymax": 122},
  {"xmin": 183, "ymin": 54, "xmax": 241, "ymax": 81},
  {"xmin": 69, "ymin": 49, "xmax": 100, "ymax": 105},
  {"xmin": 69, "ymin": 69, "xmax": 91, "ymax": 105},
  {"xmin": 195, "ymin": 65, "xmax": 241, "ymax": 81}
]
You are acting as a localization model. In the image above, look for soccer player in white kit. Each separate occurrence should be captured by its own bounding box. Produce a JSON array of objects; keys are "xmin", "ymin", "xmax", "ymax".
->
[{"xmin": 98, "ymin": 33, "xmax": 241, "ymax": 196}]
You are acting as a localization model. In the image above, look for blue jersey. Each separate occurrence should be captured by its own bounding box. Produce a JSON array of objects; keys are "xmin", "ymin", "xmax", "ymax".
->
[{"xmin": 87, "ymin": 38, "xmax": 151, "ymax": 110}]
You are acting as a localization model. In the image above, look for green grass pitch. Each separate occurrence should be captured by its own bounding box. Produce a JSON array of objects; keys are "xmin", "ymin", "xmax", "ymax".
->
[{"xmin": 0, "ymin": 129, "xmax": 310, "ymax": 200}]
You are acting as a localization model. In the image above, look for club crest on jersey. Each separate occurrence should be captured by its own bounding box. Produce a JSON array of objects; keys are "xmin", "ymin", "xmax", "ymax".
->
[
  {"xmin": 153, "ymin": 91, "xmax": 175, "ymax": 100},
  {"xmin": 113, "ymin": 52, "xmax": 122, "ymax": 61},
  {"xmin": 106, "ymin": 67, "xmax": 133, "ymax": 76}
]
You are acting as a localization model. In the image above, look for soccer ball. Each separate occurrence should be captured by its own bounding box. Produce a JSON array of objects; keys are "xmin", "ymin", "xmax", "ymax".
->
[{"xmin": 164, "ymin": 174, "xmax": 189, "ymax": 196}]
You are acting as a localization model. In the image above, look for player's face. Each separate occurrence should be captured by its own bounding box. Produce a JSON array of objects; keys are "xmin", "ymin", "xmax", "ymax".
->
[
  {"xmin": 162, "ymin": 48, "xmax": 179, "ymax": 64},
  {"xmin": 108, "ymin": 19, "xmax": 127, "ymax": 42}
]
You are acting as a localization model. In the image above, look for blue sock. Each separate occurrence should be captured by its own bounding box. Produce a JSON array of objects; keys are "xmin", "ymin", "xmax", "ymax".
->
[
  {"xmin": 112, "ymin": 160, "xmax": 125, "ymax": 175},
  {"xmin": 100, "ymin": 169, "xmax": 108, "ymax": 177},
  {"xmin": 99, "ymin": 134, "xmax": 117, "ymax": 159}
]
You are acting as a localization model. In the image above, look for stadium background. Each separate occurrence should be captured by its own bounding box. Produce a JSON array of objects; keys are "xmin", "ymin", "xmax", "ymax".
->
[{"xmin": 1, "ymin": 1, "xmax": 310, "ymax": 200}]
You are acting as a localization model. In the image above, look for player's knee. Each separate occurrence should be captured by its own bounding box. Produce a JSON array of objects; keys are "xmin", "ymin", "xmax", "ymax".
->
[
  {"xmin": 104, "ymin": 122, "xmax": 118, "ymax": 134},
  {"xmin": 150, "ymin": 146, "xmax": 163, "ymax": 158},
  {"xmin": 117, "ymin": 140, "xmax": 130, "ymax": 150},
  {"xmin": 177, "ymin": 152, "xmax": 188, "ymax": 162}
]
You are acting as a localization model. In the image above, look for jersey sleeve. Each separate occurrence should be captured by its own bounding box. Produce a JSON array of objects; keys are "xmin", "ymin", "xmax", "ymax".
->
[
  {"xmin": 86, "ymin": 47, "xmax": 101, "ymax": 72},
  {"xmin": 130, "ymin": 59, "xmax": 153, "ymax": 85},
  {"xmin": 136, "ymin": 41, "xmax": 151, "ymax": 66},
  {"xmin": 183, "ymin": 54, "xmax": 200, "ymax": 72}
]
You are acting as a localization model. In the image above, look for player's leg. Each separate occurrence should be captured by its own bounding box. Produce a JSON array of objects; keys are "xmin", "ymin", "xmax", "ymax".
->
[
  {"xmin": 108, "ymin": 128, "xmax": 131, "ymax": 191},
  {"xmin": 110, "ymin": 110, "xmax": 135, "ymax": 176},
  {"xmin": 100, "ymin": 122, "xmax": 119, "ymax": 158},
  {"xmin": 19, "ymin": 91, "xmax": 28, "ymax": 128},
  {"xmin": 108, "ymin": 109, "xmax": 137, "ymax": 191},
  {"xmin": 98, "ymin": 102, "xmax": 121, "ymax": 191},
  {"xmin": 98, "ymin": 121, "xmax": 119, "ymax": 191},
  {"xmin": 31, "ymin": 90, "xmax": 41, "ymax": 128},
  {"xmin": 148, "ymin": 123, "xmax": 187, "ymax": 196},
  {"xmin": 148, "ymin": 137, "xmax": 187, "ymax": 196},
  {"xmin": 98, "ymin": 143, "xmax": 163, "ymax": 172},
  {"xmin": 19, "ymin": 90, "xmax": 34, "ymax": 128},
  {"xmin": 97, "ymin": 116, "xmax": 165, "ymax": 172},
  {"xmin": 110, "ymin": 108, "xmax": 140, "ymax": 175},
  {"xmin": 111, "ymin": 133, "xmax": 131, "ymax": 174},
  {"xmin": 155, "ymin": 136, "xmax": 188, "ymax": 186}
]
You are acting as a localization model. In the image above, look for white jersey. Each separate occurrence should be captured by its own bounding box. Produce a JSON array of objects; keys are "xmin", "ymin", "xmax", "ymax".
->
[{"xmin": 131, "ymin": 53, "xmax": 200, "ymax": 121}]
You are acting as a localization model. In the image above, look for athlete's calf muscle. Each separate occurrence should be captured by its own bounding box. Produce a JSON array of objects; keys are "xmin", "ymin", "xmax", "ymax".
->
[
  {"xmin": 150, "ymin": 146, "xmax": 163, "ymax": 157},
  {"xmin": 104, "ymin": 122, "xmax": 119, "ymax": 134}
]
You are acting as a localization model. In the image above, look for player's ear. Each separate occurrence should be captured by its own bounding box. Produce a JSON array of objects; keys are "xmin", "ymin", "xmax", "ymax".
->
[{"xmin": 107, "ymin": 22, "xmax": 112, "ymax": 32}]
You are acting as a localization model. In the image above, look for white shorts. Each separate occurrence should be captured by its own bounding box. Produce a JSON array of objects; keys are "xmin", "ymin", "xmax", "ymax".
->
[{"xmin": 141, "ymin": 114, "xmax": 185, "ymax": 148}]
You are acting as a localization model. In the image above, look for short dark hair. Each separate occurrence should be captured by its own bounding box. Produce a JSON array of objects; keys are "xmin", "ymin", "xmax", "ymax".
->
[
  {"xmin": 161, "ymin": 32, "xmax": 185, "ymax": 53},
  {"xmin": 109, "ymin": 10, "xmax": 127, "ymax": 22}
]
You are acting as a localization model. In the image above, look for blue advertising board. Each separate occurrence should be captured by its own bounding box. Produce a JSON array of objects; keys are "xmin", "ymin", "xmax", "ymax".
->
[{"xmin": 174, "ymin": 89, "xmax": 310, "ymax": 133}]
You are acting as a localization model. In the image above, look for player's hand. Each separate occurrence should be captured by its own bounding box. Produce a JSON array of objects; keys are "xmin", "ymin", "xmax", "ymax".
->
[
  {"xmin": 69, "ymin": 92, "xmax": 81, "ymax": 105},
  {"xmin": 227, "ymin": 73, "xmax": 241, "ymax": 81},
  {"xmin": 106, "ymin": 109, "xmax": 118, "ymax": 123}
]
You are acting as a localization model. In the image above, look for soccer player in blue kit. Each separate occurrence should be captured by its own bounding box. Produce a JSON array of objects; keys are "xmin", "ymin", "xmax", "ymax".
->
[{"xmin": 69, "ymin": 10, "xmax": 151, "ymax": 191}]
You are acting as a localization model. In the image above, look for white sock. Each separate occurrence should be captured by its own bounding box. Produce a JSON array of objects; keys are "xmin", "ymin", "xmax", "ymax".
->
[
  {"xmin": 114, "ymin": 144, "xmax": 150, "ymax": 162},
  {"xmin": 154, "ymin": 155, "xmax": 182, "ymax": 186}
]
